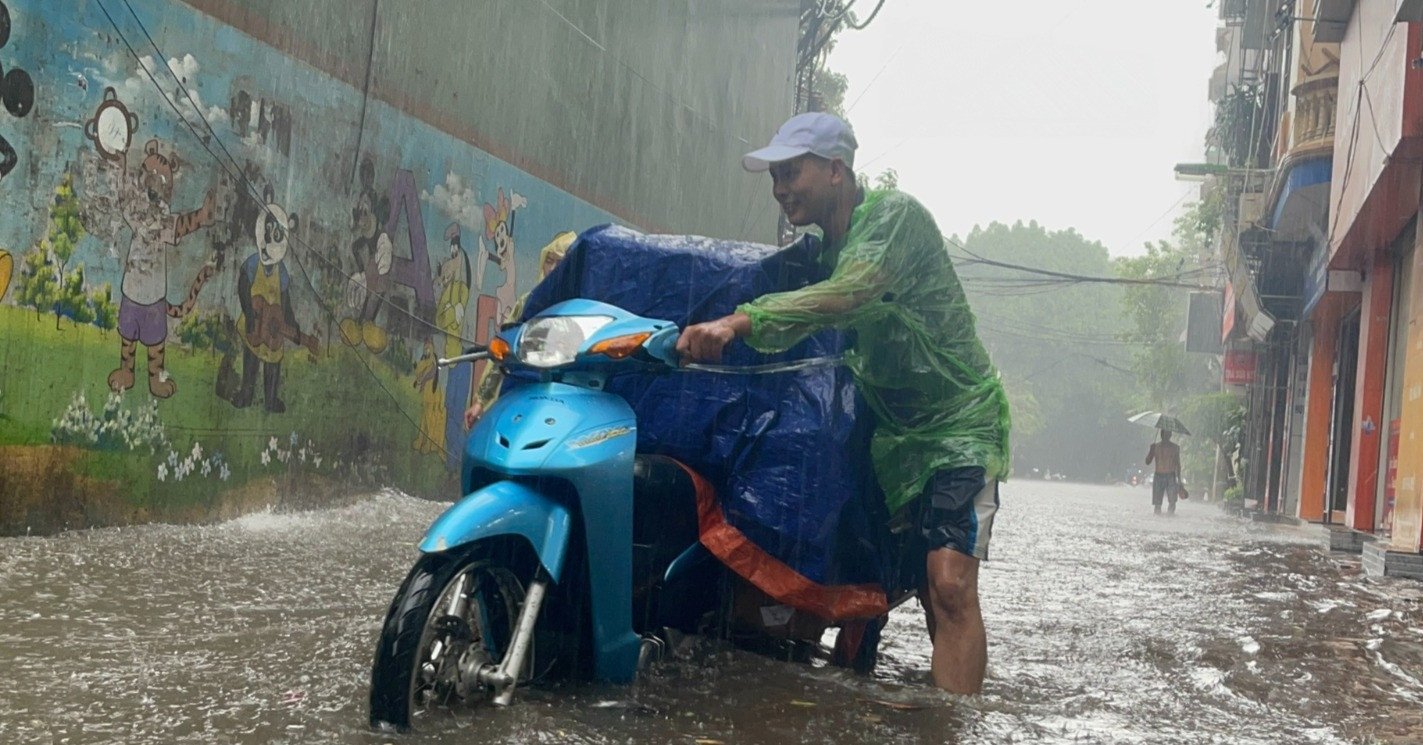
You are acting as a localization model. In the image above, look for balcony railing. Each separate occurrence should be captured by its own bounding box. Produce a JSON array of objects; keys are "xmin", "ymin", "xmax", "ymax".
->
[{"xmin": 1291, "ymin": 75, "xmax": 1338, "ymax": 152}]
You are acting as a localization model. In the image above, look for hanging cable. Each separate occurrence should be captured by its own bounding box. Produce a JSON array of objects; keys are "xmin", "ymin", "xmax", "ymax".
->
[
  {"xmin": 843, "ymin": 0, "xmax": 887, "ymax": 30},
  {"xmin": 97, "ymin": 0, "xmax": 464, "ymax": 463}
]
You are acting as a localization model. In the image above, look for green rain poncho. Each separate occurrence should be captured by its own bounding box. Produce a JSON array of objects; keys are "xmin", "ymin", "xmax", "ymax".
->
[{"xmin": 738, "ymin": 189, "xmax": 1011, "ymax": 514}]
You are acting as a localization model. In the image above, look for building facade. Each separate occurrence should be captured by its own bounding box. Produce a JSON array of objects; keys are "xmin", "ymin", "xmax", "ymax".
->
[{"xmin": 1221, "ymin": 0, "xmax": 1423, "ymax": 574}]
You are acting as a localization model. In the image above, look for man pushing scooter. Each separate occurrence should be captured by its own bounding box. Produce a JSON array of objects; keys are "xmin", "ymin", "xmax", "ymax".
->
[{"xmin": 678, "ymin": 113, "xmax": 1011, "ymax": 695}]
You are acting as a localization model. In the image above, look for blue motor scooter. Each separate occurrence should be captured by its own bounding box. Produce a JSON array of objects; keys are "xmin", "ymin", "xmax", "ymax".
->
[{"xmin": 371, "ymin": 298, "xmax": 825, "ymax": 731}]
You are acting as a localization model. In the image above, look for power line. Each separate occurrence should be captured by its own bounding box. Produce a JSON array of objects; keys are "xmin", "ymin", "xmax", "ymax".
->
[
  {"xmin": 844, "ymin": 0, "xmax": 887, "ymax": 30},
  {"xmin": 98, "ymin": 0, "xmax": 462, "ymax": 462},
  {"xmin": 948, "ymin": 241, "xmax": 1218, "ymax": 290}
]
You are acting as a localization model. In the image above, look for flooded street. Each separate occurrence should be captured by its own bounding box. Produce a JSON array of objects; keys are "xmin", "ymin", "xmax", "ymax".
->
[{"xmin": 4, "ymin": 481, "xmax": 1423, "ymax": 744}]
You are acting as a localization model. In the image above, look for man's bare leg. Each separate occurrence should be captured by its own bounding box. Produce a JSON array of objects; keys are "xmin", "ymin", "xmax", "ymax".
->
[{"xmin": 922, "ymin": 547, "xmax": 985, "ymax": 694}]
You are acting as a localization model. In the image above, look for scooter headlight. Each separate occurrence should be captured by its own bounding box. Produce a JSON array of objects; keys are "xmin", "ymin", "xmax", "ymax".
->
[{"xmin": 517, "ymin": 315, "xmax": 614, "ymax": 368}]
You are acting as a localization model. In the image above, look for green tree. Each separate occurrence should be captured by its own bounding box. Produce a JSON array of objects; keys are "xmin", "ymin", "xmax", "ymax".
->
[
  {"xmin": 798, "ymin": 1, "xmax": 867, "ymax": 117},
  {"xmin": 1177, "ymin": 392, "xmax": 1245, "ymax": 491},
  {"xmin": 47, "ymin": 175, "xmax": 84, "ymax": 285},
  {"xmin": 1114, "ymin": 203, "xmax": 1218, "ymax": 411},
  {"xmin": 176, "ymin": 310, "xmax": 232, "ymax": 354},
  {"xmin": 812, "ymin": 68, "xmax": 849, "ymax": 117},
  {"xmin": 1115, "ymin": 200, "xmax": 1224, "ymax": 488},
  {"xmin": 858, "ymin": 168, "xmax": 899, "ymax": 192},
  {"xmin": 957, "ymin": 221, "xmax": 1139, "ymax": 481},
  {"xmin": 90, "ymin": 282, "xmax": 118, "ymax": 331},
  {"xmin": 56, "ymin": 264, "xmax": 95, "ymax": 327},
  {"xmin": 15, "ymin": 245, "xmax": 59, "ymax": 320},
  {"xmin": 16, "ymin": 175, "xmax": 89, "ymax": 329}
]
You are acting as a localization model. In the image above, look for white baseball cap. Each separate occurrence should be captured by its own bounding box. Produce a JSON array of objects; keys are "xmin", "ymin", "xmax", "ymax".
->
[{"xmin": 742, "ymin": 112, "xmax": 858, "ymax": 172}]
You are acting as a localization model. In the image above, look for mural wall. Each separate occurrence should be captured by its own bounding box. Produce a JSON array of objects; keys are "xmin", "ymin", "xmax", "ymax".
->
[{"xmin": 0, "ymin": 0, "xmax": 797, "ymax": 533}]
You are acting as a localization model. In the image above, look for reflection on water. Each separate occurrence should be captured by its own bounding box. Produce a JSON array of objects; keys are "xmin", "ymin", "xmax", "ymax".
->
[{"xmin": 2, "ymin": 483, "xmax": 1421, "ymax": 743}]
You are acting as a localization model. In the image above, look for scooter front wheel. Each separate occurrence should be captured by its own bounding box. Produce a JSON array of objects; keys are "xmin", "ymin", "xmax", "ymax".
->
[{"xmin": 368, "ymin": 546, "xmax": 528, "ymax": 732}]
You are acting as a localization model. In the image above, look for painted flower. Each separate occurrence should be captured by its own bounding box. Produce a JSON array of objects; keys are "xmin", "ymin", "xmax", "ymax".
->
[
  {"xmin": 268, "ymin": 436, "xmax": 279, "ymax": 451},
  {"xmin": 191, "ymin": 442, "xmax": 203, "ymax": 460},
  {"xmin": 290, "ymin": 431, "xmax": 299, "ymax": 447},
  {"xmin": 201, "ymin": 460, "xmax": 213, "ymax": 477},
  {"xmin": 313, "ymin": 456, "xmax": 323, "ymax": 469},
  {"xmin": 219, "ymin": 464, "xmax": 231, "ymax": 481},
  {"xmin": 260, "ymin": 450, "xmax": 271, "ymax": 466},
  {"xmin": 157, "ymin": 463, "xmax": 168, "ymax": 482}
]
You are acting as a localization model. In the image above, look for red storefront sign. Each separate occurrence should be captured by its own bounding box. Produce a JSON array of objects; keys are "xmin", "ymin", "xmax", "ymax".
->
[{"xmin": 1223, "ymin": 349, "xmax": 1257, "ymax": 386}]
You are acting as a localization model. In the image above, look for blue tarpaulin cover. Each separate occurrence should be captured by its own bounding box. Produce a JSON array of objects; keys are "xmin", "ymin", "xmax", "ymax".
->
[{"xmin": 517, "ymin": 225, "xmax": 887, "ymax": 615}]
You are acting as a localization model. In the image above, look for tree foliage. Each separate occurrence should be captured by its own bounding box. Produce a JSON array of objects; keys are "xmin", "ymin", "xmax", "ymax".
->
[
  {"xmin": 15, "ymin": 174, "xmax": 119, "ymax": 331},
  {"xmin": 1115, "ymin": 200, "xmax": 1229, "ymax": 489},
  {"xmin": 957, "ymin": 221, "xmax": 1140, "ymax": 481},
  {"xmin": 812, "ymin": 68, "xmax": 849, "ymax": 117},
  {"xmin": 176, "ymin": 311, "xmax": 235, "ymax": 354},
  {"xmin": 1114, "ymin": 202, "xmax": 1218, "ymax": 411},
  {"xmin": 798, "ymin": 1, "xmax": 856, "ymax": 117},
  {"xmin": 858, "ymin": 167, "xmax": 900, "ymax": 193}
]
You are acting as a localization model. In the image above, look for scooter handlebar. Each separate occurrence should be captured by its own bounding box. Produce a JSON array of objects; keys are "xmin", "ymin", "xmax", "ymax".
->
[{"xmin": 438, "ymin": 350, "xmax": 491, "ymax": 368}]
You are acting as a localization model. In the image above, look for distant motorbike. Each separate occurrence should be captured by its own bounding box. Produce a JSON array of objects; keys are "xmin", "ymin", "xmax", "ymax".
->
[{"xmin": 368, "ymin": 299, "xmax": 908, "ymax": 732}]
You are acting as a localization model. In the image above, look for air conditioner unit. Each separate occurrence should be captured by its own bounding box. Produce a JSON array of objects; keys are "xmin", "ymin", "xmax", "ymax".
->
[
  {"xmin": 1220, "ymin": 0, "xmax": 1247, "ymax": 21},
  {"xmin": 1239, "ymin": 192, "xmax": 1267, "ymax": 227}
]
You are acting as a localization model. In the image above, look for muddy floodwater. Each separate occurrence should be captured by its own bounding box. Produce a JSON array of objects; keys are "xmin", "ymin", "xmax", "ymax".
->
[{"xmin": 3, "ymin": 481, "xmax": 1422, "ymax": 744}]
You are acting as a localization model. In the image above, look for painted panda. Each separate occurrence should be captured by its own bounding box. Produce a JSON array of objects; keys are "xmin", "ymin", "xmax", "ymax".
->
[{"xmin": 231, "ymin": 187, "xmax": 315, "ymax": 413}]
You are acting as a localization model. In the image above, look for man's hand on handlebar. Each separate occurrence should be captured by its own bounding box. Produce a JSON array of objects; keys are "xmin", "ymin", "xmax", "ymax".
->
[
  {"xmin": 675, "ymin": 312, "xmax": 751, "ymax": 364},
  {"xmin": 464, "ymin": 402, "xmax": 484, "ymax": 430}
]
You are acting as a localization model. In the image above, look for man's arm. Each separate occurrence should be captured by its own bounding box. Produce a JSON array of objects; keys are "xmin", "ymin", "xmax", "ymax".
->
[
  {"xmin": 1145, "ymin": 444, "xmax": 1155, "ymax": 465},
  {"xmin": 676, "ymin": 191, "xmax": 929, "ymax": 362},
  {"xmin": 675, "ymin": 265, "xmax": 888, "ymax": 363}
]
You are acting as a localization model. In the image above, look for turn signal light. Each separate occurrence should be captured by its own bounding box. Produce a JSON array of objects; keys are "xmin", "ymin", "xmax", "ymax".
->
[
  {"xmin": 489, "ymin": 337, "xmax": 511, "ymax": 361},
  {"xmin": 589, "ymin": 332, "xmax": 651, "ymax": 359}
]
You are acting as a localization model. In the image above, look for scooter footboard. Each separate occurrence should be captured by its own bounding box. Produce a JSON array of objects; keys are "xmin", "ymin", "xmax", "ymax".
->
[{"xmin": 418, "ymin": 480, "xmax": 573, "ymax": 582}]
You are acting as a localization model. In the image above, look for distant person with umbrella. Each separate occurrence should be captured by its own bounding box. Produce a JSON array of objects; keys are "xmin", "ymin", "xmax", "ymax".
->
[
  {"xmin": 1129, "ymin": 412, "xmax": 1189, "ymax": 516},
  {"xmin": 1146, "ymin": 430, "xmax": 1182, "ymax": 515}
]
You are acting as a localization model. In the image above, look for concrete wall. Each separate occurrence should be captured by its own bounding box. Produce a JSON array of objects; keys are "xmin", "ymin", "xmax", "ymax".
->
[{"xmin": 0, "ymin": 0, "xmax": 797, "ymax": 533}]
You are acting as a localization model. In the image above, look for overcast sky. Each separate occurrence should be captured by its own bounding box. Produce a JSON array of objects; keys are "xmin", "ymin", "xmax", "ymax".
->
[{"xmin": 827, "ymin": 1, "xmax": 1220, "ymax": 256}]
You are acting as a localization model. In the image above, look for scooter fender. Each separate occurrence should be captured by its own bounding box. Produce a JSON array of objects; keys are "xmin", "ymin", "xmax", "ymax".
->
[{"xmin": 418, "ymin": 480, "xmax": 573, "ymax": 583}]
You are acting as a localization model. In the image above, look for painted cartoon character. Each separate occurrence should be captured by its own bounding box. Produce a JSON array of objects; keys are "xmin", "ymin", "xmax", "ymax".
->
[
  {"xmin": 481, "ymin": 187, "xmax": 527, "ymax": 317},
  {"xmin": 340, "ymin": 156, "xmax": 393, "ymax": 354},
  {"xmin": 466, "ymin": 230, "xmax": 576, "ymax": 429},
  {"xmin": 0, "ymin": 249, "xmax": 11, "ymax": 302},
  {"xmin": 436, "ymin": 222, "xmax": 473, "ymax": 359},
  {"xmin": 0, "ymin": 1, "xmax": 34, "ymax": 183},
  {"xmin": 106, "ymin": 139, "xmax": 223, "ymax": 399},
  {"xmin": 232, "ymin": 187, "xmax": 318, "ymax": 413},
  {"xmin": 437, "ymin": 223, "xmax": 477, "ymax": 469},
  {"xmin": 412, "ymin": 338, "xmax": 446, "ymax": 456}
]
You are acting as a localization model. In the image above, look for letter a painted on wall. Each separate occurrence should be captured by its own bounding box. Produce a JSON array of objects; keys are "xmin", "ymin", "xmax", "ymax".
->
[{"xmin": 383, "ymin": 169, "xmax": 435, "ymax": 319}]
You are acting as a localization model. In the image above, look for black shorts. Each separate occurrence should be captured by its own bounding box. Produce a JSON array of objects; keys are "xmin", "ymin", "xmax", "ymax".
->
[{"xmin": 907, "ymin": 466, "xmax": 999, "ymax": 562}]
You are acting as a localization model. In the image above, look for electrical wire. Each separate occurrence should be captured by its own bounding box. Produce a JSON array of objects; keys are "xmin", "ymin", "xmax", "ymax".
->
[
  {"xmin": 116, "ymin": 0, "xmax": 498, "ymax": 348},
  {"xmin": 99, "ymin": 0, "xmax": 464, "ymax": 463},
  {"xmin": 948, "ymin": 241, "xmax": 1218, "ymax": 290},
  {"xmin": 843, "ymin": 0, "xmax": 887, "ymax": 30}
]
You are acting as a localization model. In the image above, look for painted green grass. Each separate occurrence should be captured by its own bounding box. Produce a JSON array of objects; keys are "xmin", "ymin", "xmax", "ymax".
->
[{"xmin": 1, "ymin": 304, "xmax": 454, "ymax": 512}]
